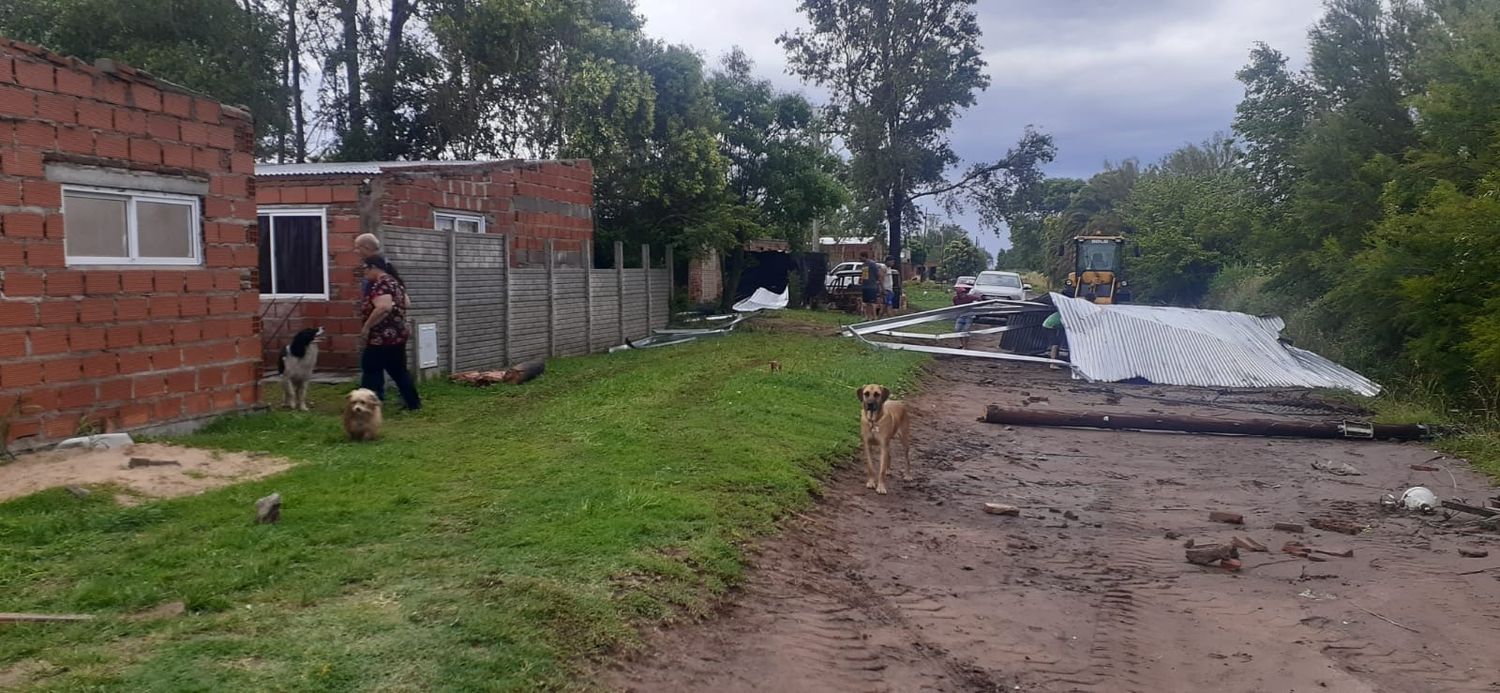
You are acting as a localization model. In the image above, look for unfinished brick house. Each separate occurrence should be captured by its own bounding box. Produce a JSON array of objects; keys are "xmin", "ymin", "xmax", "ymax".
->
[
  {"xmin": 0, "ymin": 40, "xmax": 260, "ymax": 449},
  {"xmin": 254, "ymin": 159, "xmax": 595, "ymax": 371}
]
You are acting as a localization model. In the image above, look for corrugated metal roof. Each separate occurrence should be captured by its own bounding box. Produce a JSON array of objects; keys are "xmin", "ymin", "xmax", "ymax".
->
[
  {"xmin": 255, "ymin": 160, "xmax": 492, "ymax": 176},
  {"xmin": 1052, "ymin": 293, "xmax": 1380, "ymax": 396},
  {"xmin": 818, "ymin": 236, "xmax": 875, "ymax": 246}
]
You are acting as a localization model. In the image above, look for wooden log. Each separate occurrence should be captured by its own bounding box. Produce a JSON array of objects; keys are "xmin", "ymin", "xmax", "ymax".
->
[
  {"xmin": 501, "ymin": 361, "xmax": 546, "ymax": 385},
  {"xmin": 1442, "ymin": 500, "xmax": 1498, "ymax": 517},
  {"xmin": 1273, "ymin": 522, "xmax": 1305, "ymax": 533},
  {"xmin": 0, "ymin": 612, "xmax": 94, "ymax": 623},
  {"xmin": 980, "ymin": 406, "xmax": 1433, "ymax": 441}
]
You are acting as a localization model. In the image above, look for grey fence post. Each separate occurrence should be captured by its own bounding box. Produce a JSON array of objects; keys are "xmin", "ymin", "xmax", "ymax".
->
[
  {"xmin": 583, "ymin": 244, "xmax": 594, "ymax": 352},
  {"xmin": 664, "ymin": 246, "xmax": 674, "ymax": 320},
  {"xmin": 448, "ymin": 229, "xmax": 457, "ymax": 372},
  {"xmin": 614, "ymin": 241, "xmax": 625, "ymax": 342},
  {"xmin": 546, "ymin": 239, "xmax": 557, "ymax": 357},
  {"xmin": 502, "ymin": 235, "xmax": 512, "ymax": 366},
  {"xmin": 641, "ymin": 244, "xmax": 651, "ymax": 334}
]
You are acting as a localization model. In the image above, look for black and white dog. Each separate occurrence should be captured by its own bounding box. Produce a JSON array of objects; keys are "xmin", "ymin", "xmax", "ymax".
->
[{"xmin": 277, "ymin": 326, "xmax": 324, "ymax": 411}]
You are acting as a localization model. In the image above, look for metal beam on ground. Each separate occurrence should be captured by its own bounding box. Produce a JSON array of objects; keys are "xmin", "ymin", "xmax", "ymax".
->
[{"xmin": 851, "ymin": 332, "xmax": 1069, "ymax": 366}]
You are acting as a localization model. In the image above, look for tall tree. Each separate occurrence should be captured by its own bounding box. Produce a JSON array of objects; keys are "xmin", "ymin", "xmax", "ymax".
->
[
  {"xmin": 780, "ymin": 0, "xmax": 1053, "ymax": 301},
  {"xmin": 0, "ymin": 0, "xmax": 288, "ymax": 154},
  {"xmin": 1003, "ymin": 177, "xmax": 1083, "ymax": 270},
  {"xmin": 1234, "ymin": 43, "xmax": 1312, "ymax": 206},
  {"xmin": 331, "ymin": 0, "xmax": 370, "ymax": 160}
]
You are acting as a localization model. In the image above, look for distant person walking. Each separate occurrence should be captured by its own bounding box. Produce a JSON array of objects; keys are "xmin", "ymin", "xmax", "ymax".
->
[
  {"xmin": 859, "ymin": 251, "xmax": 882, "ymax": 320},
  {"xmin": 877, "ymin": 257, "xmax": 895, "ymax": 316},
  {"xmin": 358, "ymin": 255, "xmax": 422, "ymax": 411}
]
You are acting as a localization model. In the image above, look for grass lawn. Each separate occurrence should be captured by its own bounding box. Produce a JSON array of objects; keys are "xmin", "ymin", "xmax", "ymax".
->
[{"xmin": 0, "ymin": 318, "xmax": 923, "ymax": 690}]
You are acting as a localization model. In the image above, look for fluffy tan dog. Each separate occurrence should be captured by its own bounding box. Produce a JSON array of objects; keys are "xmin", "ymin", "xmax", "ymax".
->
[
  {"xmin": 343, "ymin": 388, "xmax": 383, "ymax": 442},
  {"xmin": 857, "ymin": 384, "xmax": 912, "ymax": 495}
]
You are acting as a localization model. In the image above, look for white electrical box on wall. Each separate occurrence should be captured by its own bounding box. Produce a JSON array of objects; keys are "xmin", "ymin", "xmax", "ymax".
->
[{"xmin": 418, "ymin": 323, "xmax": 439, "ymax": 369}]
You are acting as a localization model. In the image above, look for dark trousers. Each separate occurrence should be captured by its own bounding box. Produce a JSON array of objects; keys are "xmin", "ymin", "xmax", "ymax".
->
[{"xmin": 361, "ymin": 343, "xmax": 422, "ymax": 410}]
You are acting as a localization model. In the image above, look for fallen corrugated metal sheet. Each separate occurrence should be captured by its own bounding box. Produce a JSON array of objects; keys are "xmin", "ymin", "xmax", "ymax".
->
[
  {"xmin": 256, "ymin": 160, "xmax": 492, "ymax": 176},
  {"xmin": 1051, "ymin": 293, "xmax": 1381, "ymax": 396}
]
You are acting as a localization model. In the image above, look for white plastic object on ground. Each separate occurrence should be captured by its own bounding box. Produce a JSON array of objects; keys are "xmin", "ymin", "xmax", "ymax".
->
[
  {"xmin": 54, "ymin": 433, "xmax": 134, "ymax": 450},
  {"xmin": 1400, "ymin": 486, "xmax": 1438, "ymax": 513},
  {"xmin": 732, "ymin": 287, "xmax": 789, "ymax": 312}
]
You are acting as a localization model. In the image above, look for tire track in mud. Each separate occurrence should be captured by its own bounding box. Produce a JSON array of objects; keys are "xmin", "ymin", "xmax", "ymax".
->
[{"xmin": 604, "ymin": 358, "xmax": 1500, "ymax": 693}]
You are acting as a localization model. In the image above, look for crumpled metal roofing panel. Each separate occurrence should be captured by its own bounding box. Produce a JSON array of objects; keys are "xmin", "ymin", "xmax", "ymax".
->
[
  {"xmin": 1052, "ymin": 293, "xmax": 1380, "ymax": 396},
  {"xmin": 255, "ymin": 160, "xmax": 489, "ymax": 176}
]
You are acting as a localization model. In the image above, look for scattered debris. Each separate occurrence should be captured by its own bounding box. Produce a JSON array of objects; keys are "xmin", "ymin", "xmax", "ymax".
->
[
  {"xmin": 983, "ymin": 503, "xmax": 1020, "ymax": 517},
  {"xmin": 1458, "ymin": 547, "xmax": 1489, "ymax": 559},
  {"xmin": 1297, "ymin": 589, "xmax": 1335, "ymax": 601},
  {"xmin": 1186, "ymin": 543, "xmax": 1239, "ymax": 566},
  {"xmin": 1410, "ymin": 464, "xmax": 1441, "ymax": 472},
  {"xmin": 1164, "ymin": 530, "xmax": 1183, "ymax": 540},
  {"xmin": 1232, "ymin": 536, "xmax": 1269, "ymax": 552},
  {"xmin": 1309, "ymin": 518, "xmax": 1363, "ymax": 536},
  {"xmin": 1313, "ymin": 547, "xmax": 1354, "ymax": 558},
  {"xmin": 1457, "ymin": 565, "xmax": 1500, "ymax": 576},
  {"xmin": 1350, "ymin": 603, "xmax": 1420, "ymax": 634},
  {"xmin": 979, "ymin": 406, "xmax": 1429, "ymax": 441},
  {"xmin": 126, "ymin": 457, "xmax": 180, "ymax": 469},
  {"xmin": 54, "ymin": 433, "xmax": 133, "ymax": 451},
  {"xmin": 1219, "ymin": 558, "xmax": 1243, "ymax": 572},
  {"xmin": 1282, "ymin": 542, "xmax": 1328, "ymax": 562},
  {"xmin": 64, "ymin": 485, "xmax": 90, "ymax": 498},
  {"xmin": 0, "ymin": 612, "xmax": 95, "ymax": 623},
  {"xmin": 255, "ymin": 492, "xmax": 282, "ymax": 524},
  {"xmin": 450, "ymin": 361, "xmax": 545, "ymax": 386},
  {"xmin": 1274, "ymin": 522, "xmax": 1305, "ymax": 533},
  {"xmin": 1441, "ymin": 500, "xmax": 1498, "ymax": 518},
  {"xmin": 1062, "ymin": 510, "xmax": 1079, "ymax": 521},
  {"xmin": 1311, "ymin": 459, "xmax": 1362, "ymax": 476},
  {"xmin": 1209, "ymin": 511, "xmax": 1245, "ymax": 525}
]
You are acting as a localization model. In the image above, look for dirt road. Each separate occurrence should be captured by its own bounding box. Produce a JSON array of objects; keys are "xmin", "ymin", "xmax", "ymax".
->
[{"xmin": 606, "ymin": 358, "xmax": 1500, "ymax": 692}]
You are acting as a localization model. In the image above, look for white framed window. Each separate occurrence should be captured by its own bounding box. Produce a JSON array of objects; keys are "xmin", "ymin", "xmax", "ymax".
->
[
  {"xmin": 62, "ymin": 186, "xmax": 202, "ymax": 266},
  {"xmin": 434, "ymin": 210, "xmax": 485, "ymax": 234},
  {"xmin": 257, "ymin": 207, "xmax": 329, "ymax": 299}
]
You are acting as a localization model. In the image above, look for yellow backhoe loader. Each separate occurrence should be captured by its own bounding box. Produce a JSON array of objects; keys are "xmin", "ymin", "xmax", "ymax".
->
[{"xmin": 1062, "ymin": 235, "xmax": 1133, "ymax": 304}]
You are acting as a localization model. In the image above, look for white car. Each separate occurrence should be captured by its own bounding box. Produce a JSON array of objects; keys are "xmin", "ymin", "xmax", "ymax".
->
[
  {"xmin": 968, "ymin": 271, "xmax": 1029, "ymax": 301},
  {"xmin": 826, "ymin": 261, "xmax": 863, "ymax": 289}
]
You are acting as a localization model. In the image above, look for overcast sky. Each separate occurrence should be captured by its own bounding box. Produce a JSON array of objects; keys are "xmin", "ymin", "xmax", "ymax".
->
[{"xmin": 634, "ymin": 0, "xmax": 1327, "ymax": 253}]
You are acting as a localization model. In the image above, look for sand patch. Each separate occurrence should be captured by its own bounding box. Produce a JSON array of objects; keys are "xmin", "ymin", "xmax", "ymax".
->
[{"xmin": 0, "ymin": 443, "xmax": 291, "ymax": 503}]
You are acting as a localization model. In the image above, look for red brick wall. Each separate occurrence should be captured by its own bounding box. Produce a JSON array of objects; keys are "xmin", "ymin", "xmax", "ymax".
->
[
  {"xmin": 254, "ymin": 160, "xmax": 595, "ymax": 372},
  {"xmin": 0, "ymin": 41, "xmax": 260, "ymax": 449},
  {"xmin": 687, "ymin": 249, "xmax": 722, "ymax": 305}
]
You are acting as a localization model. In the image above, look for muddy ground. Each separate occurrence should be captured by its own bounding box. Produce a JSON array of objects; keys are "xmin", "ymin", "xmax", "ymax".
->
[{"xmin": 606, "ymin": 357, "xmax": 1500, "ymax": 692}]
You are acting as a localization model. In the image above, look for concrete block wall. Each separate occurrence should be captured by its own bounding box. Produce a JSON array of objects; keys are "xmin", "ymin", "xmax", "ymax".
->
[{"xmin": 0, "ymin": 40, "xmax": 261, "ymax": 449}]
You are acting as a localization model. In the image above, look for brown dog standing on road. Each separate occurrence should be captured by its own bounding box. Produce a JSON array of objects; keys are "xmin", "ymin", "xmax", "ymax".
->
[{"xmin": 858, "ymin": 384, "xmax": 912, "ymax": 495}]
